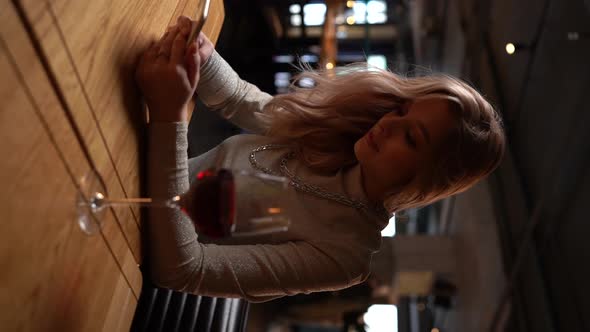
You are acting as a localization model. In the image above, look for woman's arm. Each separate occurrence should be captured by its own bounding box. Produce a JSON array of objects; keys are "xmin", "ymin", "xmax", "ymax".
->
[
  {"xmin": 140, "ymin": 18, "xmax": 370, "ymax": 303},
  {"xmin": 146, "ymin": 122, "xmax": 370, "ymax": 302},
  {"xmin": 196, "ymin": 35, "xmax": 273, "ymax": 135},
  {"xmin": 147, "ymin": 122, "xmax": 370, "ymax": 302},
  {"xmin": 154, "ymin": 239, "xmax": 371, "ymax": 303},
  {"xmin": 147, "ymin": 180, "xmax": 372, "ymax": 303}
]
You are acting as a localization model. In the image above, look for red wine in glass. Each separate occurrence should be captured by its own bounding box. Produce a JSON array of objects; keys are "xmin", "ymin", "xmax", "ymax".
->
[
  {"xmin": 78, "ymin": 168, "xmax": 290, "ymax": 238},
  {"xmin": 179, "ymin": 169, "xmax": 235, "ymax": 238}
]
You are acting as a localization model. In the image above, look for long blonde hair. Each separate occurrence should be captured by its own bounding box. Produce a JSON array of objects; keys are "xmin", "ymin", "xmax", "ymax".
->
[{"xmin": 260, "ymin": 64, "xmax": 505, "ymax": 213}]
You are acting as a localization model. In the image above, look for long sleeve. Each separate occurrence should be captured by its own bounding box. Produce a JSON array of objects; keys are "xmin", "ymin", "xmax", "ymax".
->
[
  {"xmin": 177, "ymin": 240, "xmax": 371, "ymax": 303},
  {"xmin": 148, "ymin": 122, "xmax": 201, "ymax": 287},
  {"xmin": 147, "ymin": 124, "xmax": 371, "ymax": 302},
  {"xmin": 196, "ymin": 51, "xmax": 273, "ymax": 134}
]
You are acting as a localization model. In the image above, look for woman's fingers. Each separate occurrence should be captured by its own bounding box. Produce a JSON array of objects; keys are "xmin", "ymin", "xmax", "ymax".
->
[
  {"xmin": 185, "ymin": 41, "xmax": 200, "ymax": 87},
  {"xmin": 136, "ymin": 41, "xmax": 157, "ymax": 74},
  {"xmin": 144, "ymin": 41, "xmax": 159, "ymax": 62},
  {"xmin": 170, "ymin": 32, "xmax": 187, "ymax": 65},
  {"xmin": 195, "ymin": 32, "xmax": 214, "ymax": 66},
  {"xmin": 197, "ymin": 32, "xmax": 210, "ymax": 45},
  {"xmin": 158, "ymin": 26, "xmax": 179, "ymax": 60},
  {"xmin": 177, "ymin": 16, "xmax": 192, "ymax": 35}
]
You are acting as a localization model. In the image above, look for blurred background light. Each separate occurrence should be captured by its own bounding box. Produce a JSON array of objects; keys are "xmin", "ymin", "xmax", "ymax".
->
[
  {"xmin": 505, "ymin": 43, "xmax": 516, "ymax": 55},
  {"xmin": 364, "ymin": 305, "xmax": 398, "ymax": 332}
]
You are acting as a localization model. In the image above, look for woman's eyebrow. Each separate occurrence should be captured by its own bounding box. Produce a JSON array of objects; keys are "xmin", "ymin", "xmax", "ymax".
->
[{"xmin": 417, "ymin": 121, "xmax": 431, "ymax": 144}]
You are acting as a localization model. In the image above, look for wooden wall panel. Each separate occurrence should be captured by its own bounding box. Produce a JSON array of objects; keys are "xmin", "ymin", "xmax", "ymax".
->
[
  {"xmin": 17, "ymin": 0, "xmax": 143, "ymax": 262},
  {"xmin": 3, "ymin": 0, "xmax": 142, "ymax": 298},
  {"xmin": 0, "ymin": 15, "xmax": 136, "ymax": 332},
  {"xmin": 16, "ymin": 0, "xmax": 225, "ymax": 261},
  {"xmin": 1, "ymin": 0, "xmax": 224, "ymax": 329}
]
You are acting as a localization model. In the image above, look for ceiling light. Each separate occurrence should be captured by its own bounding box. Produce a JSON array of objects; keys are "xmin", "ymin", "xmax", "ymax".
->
[{"xmin": 505, "ymin": 43, "xmax": 516, "ymax": 55}]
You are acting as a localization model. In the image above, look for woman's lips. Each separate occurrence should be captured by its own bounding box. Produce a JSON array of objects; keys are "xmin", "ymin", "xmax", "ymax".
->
[{"xmin": 367, "ymin": 131, "xmax": 379, "ymax": 152}]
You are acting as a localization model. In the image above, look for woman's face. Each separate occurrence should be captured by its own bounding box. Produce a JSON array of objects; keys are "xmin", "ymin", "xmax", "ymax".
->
[{"xmin": 354, "ymin": 98, "xmax": 458, "ymax": 200}]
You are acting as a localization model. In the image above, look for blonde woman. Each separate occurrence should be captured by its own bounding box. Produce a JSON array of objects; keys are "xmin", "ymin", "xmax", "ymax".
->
[{"xmin": 136, "ymin": 17, "xmax": 505, "ymax": 302}]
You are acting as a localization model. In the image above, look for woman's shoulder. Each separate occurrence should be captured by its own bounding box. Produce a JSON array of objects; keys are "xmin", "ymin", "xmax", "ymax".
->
[
  {"xmin": 216, "ymin": 134, "xmax": 290, "ymax": 160},
  {"xmin": 217, "ymin": 133, "xmax": 281, "ymax": 148}
]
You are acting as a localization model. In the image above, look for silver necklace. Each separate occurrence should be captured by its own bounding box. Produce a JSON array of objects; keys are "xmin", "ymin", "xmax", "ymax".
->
[{"xmin": 249, "ymin": 144, "xmax": 387, "ymax": 218}]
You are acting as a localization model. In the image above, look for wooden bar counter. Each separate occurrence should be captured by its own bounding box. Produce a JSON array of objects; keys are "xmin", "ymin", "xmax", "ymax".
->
[{"xmin": 0, "ymin": 0, "xmax": 224, "ymax": 330}]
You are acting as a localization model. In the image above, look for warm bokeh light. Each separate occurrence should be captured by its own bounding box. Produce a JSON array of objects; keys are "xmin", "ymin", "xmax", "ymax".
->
[
  {"xmin": 347, "ymin": 0, "xmax": 355, "ymax": 8},
  {"xmin": 346, "ymin": 16, "xmax": 356, "ymax": 25},
  {"xmin": 267, "ymin": 208, "xmax": 282, "ymax": 214},
  {"xmin": 432, "ymin": 329, "xmax": 440, "ymax": 332},
  {"xmin": 505, "ymin": 43, "xmax": 516, "ymax": 55},
  {"xmin": 325, "ymin": 62, "xmax": 334, "ymax": 70}
]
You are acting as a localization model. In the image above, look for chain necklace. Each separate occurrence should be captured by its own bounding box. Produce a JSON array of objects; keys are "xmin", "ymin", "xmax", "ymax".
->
[{"xmin": 249, "ymin": 144, "xmax": 388, "ymax": 218}]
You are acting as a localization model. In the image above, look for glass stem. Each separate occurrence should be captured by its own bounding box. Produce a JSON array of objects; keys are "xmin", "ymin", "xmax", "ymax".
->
[
  {"xmin": 88, "ymin": 193, "xmax": 180, "ymax": 211},
  {"xmin": 101, "ymin": 197, "xmax": 171, "ymax": 208}
]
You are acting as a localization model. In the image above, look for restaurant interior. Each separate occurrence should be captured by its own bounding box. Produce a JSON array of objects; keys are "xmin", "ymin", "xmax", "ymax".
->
[
  {"xmin": 188, "ymin": 1, "xmax": 590, "ymax": 331},
  {"xmin": 1, "ymin": 0, "xmax": 589, "ymax": 331}
]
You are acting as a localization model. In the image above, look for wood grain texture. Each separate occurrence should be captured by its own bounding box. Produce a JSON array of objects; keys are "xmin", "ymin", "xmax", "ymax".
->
[
  {"xmin": 0, "ymin": 1, "xmax": 224, "ymax": 328},
  {"xmin": 17, "ymin": 0, "xmax": 144, "ymax": 263},
  {"xmin": 17, "ymin": 0, "xmax": 225, "ymax": 261},
  {"xmin": 4, "ymin": 0, "xmax": 142, "ymax": 298},
  {"xmin": 0, "ymin": 3, "xmax": 137, "ymax": 331}
]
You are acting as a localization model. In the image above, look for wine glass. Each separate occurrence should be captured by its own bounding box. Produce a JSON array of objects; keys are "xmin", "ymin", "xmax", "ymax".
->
[{"xmin": 77, "ymin": 169, "xmax": 291, "ymax": 238}]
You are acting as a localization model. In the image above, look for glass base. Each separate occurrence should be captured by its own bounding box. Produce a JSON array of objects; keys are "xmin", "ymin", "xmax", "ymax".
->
[{"xmin": 76, "ymin": 170, "xmax": 107, "ymax": 235}]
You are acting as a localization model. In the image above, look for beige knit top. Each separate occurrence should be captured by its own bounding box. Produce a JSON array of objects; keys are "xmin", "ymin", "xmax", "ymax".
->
[{"xmin": 147, "ymin": 51, "xmax": 387, "ymax": 302}]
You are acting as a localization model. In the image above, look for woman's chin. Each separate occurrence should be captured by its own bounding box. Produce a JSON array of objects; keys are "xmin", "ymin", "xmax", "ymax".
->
[{"xmin": 354, "ymin": 149, "xmax": 373, "ymax": 171}]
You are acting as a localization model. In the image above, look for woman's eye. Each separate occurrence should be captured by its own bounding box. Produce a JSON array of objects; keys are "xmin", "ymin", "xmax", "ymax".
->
[
  {"xmin": 406, "ymin": 131, "xmax": 417, "ymax": 149},
  {"xmin": 397, "ymin": 105, "xmax": 409, "ymax": 116},
  {"xmin": 391, "ymin": 107, "xmax": 405, "ymax": 117}
]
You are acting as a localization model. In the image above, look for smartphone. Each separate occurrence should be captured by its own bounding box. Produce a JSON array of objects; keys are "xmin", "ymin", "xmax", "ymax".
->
[{"xmin": 186, "ymin": 0, "xmax": 210, "ymax": 46}]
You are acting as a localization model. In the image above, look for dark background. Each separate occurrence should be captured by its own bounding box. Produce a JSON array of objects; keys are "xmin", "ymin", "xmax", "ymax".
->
[{"xmin": 188, "ymin": 1, "xmax": 590, "ymax": 331}]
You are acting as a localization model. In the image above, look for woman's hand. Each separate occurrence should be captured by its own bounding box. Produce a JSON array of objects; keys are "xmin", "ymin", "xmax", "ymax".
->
[
  {"xmin": 136, "ymin": 17, "xmax": 200, "ymax": 122},
  {"xmin": 196, "ymin": 32, "xmax": 214, "ymax": 67}
]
